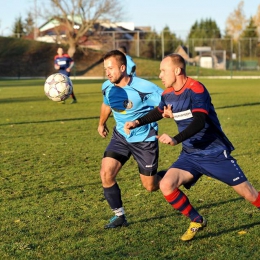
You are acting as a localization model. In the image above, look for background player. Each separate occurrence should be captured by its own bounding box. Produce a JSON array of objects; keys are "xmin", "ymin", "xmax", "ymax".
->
[
  {"xmin": 98, "ymin": 50, "xmax": 163, "ymax": 229},
  {"xmin": 124, "ymin": 53, "xmax": 260, "ymax": 241},
  {"xmin": 54, "ymin": 47, "xmax": 77, "ymax": 104}
]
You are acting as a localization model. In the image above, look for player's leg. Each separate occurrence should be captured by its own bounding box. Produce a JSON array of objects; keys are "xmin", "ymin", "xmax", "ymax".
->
[
  {"xmin": 160, "ymin": 165, "xmax": 206, "ymax": 241},
  {"xmin": 101, "ymin": 152, "xmax": 129, "ymax": 229},
  {"xmin": 101, "ymin": 130, "xmax": 131, "ymax": 229},
  {"xmin": 202, "ymin": 150, "xmax": 260, "ymax": 209},
  {"xmin": 70, "ymin": 90, "xmax": 77, "ymax": 103},
  {"xmin": 139, "ymin": 174, "xmax": 160, "ymax": 192},
  {"xmin": 232, "ymin": 181, "xmax": 260, "ymax": 209},
  {"xmin": 131, "ymin": 140, "xmax": 160, "ymax": 191}
]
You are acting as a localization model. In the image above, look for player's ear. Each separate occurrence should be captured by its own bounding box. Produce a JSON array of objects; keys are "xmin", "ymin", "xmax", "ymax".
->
[
  {"xmin": 120, "ymin": 64, "xmax": 126, "ymax": 73},
  {"xmin": 174, "ymin": 67, "xmax": 181, "ymax": 75}
]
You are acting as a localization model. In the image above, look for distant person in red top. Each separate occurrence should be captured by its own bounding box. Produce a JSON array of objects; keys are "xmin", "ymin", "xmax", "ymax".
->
[{"xmin": 54, "ymin": 47, "xmax": 77, "ymax": 104}]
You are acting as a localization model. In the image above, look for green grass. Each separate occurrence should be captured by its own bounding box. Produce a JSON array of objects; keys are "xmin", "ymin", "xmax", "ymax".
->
[
  {"xmin": 134, "ymin": 58, "xmax": 260, "ymax": 78},
  {"xmin": 0, "ymin": 78, "xmax": 260, "ymax": 259}
]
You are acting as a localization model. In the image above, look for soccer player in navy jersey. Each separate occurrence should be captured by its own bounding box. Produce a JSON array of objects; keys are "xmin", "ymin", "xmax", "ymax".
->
[
  {"xmin": 98, "ymin": 50, "xmax": 163, "ymax": 228},
  {"xmin": 124, "ymin": 53, "xmax": 260, "ymax": 241},
  {"xmin": 54, "ymin": 47, "xmax": 77, "ymax": 104},
  {"xmin": 118, "ymin": 46, "xmax": 136, "ymax": 76}
]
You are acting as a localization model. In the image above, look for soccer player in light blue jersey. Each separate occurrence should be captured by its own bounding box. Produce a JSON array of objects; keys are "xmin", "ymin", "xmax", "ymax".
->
[
  {"xmin": 125, "ymin": 53, "xmax": 260, "ymax": 241},
  {"xmin": 98, "ymin": 50, "xmax": 163, "ymax": 228}
]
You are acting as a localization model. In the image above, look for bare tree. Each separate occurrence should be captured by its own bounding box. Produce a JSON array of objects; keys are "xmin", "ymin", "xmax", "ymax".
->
[
  {"xmin": 225, "ymin": 1, "xmax": 247, "ymax": 40},
  {"xmin": 39, "ymin": 0, "xmax": 125, "ymax": 57}
]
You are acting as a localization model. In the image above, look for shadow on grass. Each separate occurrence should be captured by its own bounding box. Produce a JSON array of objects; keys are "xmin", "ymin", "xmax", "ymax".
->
[
  {"xmin": 198, "ymin": 221, "xmax": 260, "ymax": 240},
  {"xmin": 128, "ymin": 197, "xmax": 244, "ymax": 225},
  {"xmin": 0, "ymin": 96, "xmax": 46, "ymax": 103},
  {"xmin": 0, "ymin": 116, "xmax": 101, "ymax": 126},
  {"xmin": 216, "ymin": 102, "xmax": 260, "ymax": 110}
]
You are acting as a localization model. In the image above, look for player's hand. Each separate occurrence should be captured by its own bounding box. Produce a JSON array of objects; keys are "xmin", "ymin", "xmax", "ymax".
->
[
  {"xmin": 54, "ymin": 65, "xmax": 60, "ymax": 70},
  {"xmin": 124, "ymin": 121, "xmax": 138, "ymax": 135},
  {"xmin": 162, "ymin": 104, "xmax": 173, "ymax": 118},
  {"xmin": 156, "ymin": 134, "xmax": 175, "ymax": 146},
  {"xmin": 66, "ymin": 68, "xmax": 71, "ymax": 72},
  {"xmin": 98, "ymin": 124, "xmax": 109, "ymax": 138}
]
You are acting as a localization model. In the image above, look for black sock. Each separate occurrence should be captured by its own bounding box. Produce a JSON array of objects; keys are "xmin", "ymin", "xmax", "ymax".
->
[{"xmin": 103, "ymin": 183, "xmax": 123, "ymax": 210}]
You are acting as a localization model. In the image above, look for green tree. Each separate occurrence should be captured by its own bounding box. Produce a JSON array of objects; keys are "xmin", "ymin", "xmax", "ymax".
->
[
  {"xmin": 12, "ymin": 16, "xmax": 25, "ymax": 38},
  {"xmin": 187, "ymin": 18, "xmax": 221, "ymax": 57},
  {"xmin": 240, "ymin": 17, "xmax": 258, "ymax": 57},
  {"xmin": 188, "ymin": 18, "xmax": 221, "ymax": 40},
  {"xmin": 140, "ymin": 30, "xmax": 160, "ymax": 59},
  {"xmin": 162, "ymin": 26, "xmax": 183, "ymax": 56},
  {"xmin": 24, "ymin": 12, "xmax": 34, "ymax": 36}
]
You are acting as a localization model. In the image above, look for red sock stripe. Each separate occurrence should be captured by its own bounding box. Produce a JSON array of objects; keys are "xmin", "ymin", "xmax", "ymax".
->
[
  {"xmin": 252, "ymin": 192, "xmax": 260, "ymax": 208},
  {"xmin": 164, "ymin": 189, "xmax": 191, "ymax": 217},
  {"xmin": 164, "ymin": 188, "xmax": 180, "ymax": 202}
]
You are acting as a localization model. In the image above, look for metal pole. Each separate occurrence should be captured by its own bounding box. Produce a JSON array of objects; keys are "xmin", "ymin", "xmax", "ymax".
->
[{"xmin": 161, "ymin": 31, "xmax": 164, "ymax": 59}]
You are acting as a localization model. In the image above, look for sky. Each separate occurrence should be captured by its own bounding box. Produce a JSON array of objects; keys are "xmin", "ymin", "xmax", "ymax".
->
[{"xmin": 0, "ymin": 0, "xmax": 259, "ymax": 39}]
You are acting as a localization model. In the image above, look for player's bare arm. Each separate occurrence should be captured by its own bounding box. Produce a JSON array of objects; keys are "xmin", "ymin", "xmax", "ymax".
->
[
  {"xmin": 98, "ymin": 124, "xmax": 109, "ymax": 138},
  {"xmin": 98, "ymin": 103, "xmax": 112, "ymax": 138}
]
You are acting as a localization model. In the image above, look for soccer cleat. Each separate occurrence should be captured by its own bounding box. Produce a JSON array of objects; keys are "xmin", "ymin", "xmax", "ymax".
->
[
  {"xmin": 181, "ymin": 218, "xmax": 207, "ymax": 241},
  {"xmin": 70, "ymin": 99, "xmax": 77, "ymax": 104},
  {"xmin": 104, "ymin": 215, "xmax": 128, "ymax": 229},
  {"xmin": 58, "ymin": 100, "xmax": 65, "ymax": 104}
]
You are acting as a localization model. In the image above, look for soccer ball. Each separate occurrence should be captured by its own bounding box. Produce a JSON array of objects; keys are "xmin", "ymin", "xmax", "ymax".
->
[{"xmin": 44, "ymin": 73, "xmax": 73, "ymax": 102}]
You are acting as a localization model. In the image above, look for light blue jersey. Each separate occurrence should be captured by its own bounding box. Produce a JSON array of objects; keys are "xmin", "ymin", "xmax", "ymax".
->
[
  {"xmin": 126, "ymin": 54, "xmax": 136, "ymax": 76},
  {"xmin": 102, "ymin": 77, "xmax": 163, "ymax": 142}
]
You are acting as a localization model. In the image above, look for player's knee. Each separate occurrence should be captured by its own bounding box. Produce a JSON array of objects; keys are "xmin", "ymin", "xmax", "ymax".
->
[
  {"xmin": 143, "ymin": 183, "xmax": 159, "ymax": 192},
  {"xmin": 100, "ymin": 168, "xmax": 115, "ymax": 186},
  {"xmin": 159, "ymin": 178, "xmax": 178, "ymax": 193}
]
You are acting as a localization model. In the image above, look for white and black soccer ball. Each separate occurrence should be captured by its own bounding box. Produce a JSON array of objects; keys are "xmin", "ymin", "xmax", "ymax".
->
[{"xmin": 44, "ymin": 73, "xmax": 73, "ymax": 102}]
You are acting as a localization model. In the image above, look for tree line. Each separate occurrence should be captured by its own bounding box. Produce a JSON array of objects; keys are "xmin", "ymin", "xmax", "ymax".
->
[{"xmin": 4, "ymin": 0, "xmax": 260, "ymax": 58}]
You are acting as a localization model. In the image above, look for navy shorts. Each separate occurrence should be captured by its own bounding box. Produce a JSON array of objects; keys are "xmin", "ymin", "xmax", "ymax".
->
[
  {"xmin": 171, "ymin": 150, "xmax": 247, "ymax": 188},
  {"xmin": 104, "ymin": 128, "xmax": 158, "ymax": 176}
]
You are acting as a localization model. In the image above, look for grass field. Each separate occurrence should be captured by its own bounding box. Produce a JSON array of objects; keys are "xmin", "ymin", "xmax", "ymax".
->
[{"xmin": 0, "ymin": 78, "xmax": 260, "ymax": 260}]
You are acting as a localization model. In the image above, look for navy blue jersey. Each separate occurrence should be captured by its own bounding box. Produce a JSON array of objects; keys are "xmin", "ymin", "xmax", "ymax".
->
[
  {"xmin": 158, "ymin": 77, "xmax": 234, "ymax": 155},
  {"xmin": 102, "ymin": 76, "xmax": 163, "ymax": 142},
  {"xmin": 54, "ymin": 54, "xmax": 73, "ymax": 76}
]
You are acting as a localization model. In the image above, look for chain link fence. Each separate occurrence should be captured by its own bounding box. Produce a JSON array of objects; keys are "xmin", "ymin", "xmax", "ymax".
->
[{"xmin": 97, "ymin": 31, "xmax": 260, "ymax": 71}]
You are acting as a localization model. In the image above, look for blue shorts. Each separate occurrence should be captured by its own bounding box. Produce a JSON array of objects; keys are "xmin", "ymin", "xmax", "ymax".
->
[
  {"xmin": 104, "ymin": 128, "xmax": 159, "ymax": 176},
  {"xmin": 171, "ymin": 150, "xmax": 247, "ymax": 188}
]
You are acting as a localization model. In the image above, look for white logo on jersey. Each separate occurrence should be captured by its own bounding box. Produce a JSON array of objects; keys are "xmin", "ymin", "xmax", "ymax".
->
[
  {"xmin": 57, "ymin": 60, "xmax": 66, "ymax": 65},
  {"xmin": 173, "ymin": 109, "xmax": 193, "ymax": 121}
]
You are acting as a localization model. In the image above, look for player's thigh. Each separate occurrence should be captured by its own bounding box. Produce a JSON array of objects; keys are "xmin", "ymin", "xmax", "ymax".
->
[{"xmin": 160, "ymin": 168, "xmax": 194, "ymax": 194}]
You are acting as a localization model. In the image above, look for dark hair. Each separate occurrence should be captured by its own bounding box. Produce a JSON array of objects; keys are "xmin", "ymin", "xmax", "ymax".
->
[
  {"xmin": 103, "ymin": 50, "xmax": 127, "ymax": 67},
  {"xmin": 165, "ymin": 53, "xmax": 186, "ymax": 70}
]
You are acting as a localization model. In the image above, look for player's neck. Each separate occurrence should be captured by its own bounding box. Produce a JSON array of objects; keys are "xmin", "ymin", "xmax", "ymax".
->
[
  {"xmin": 116, "ymin": 75, "xmax": 131, "ymax": 87},
  {"xmin": 173, "ymin": 77, "xmax": 188, "ymax": 91}
]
